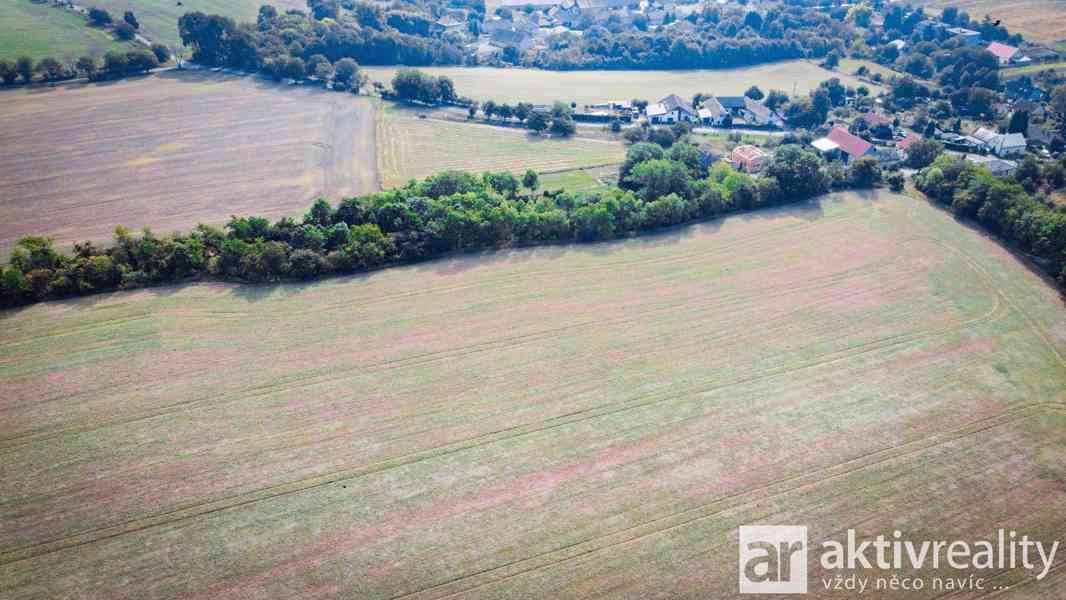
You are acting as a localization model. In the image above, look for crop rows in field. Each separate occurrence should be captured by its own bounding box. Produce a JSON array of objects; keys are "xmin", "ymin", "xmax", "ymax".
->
[
  {"xmin": 1, "ymin": 191, "xmax": 1064, "ymax": 598},
  {"xmin": 0, "ymin": 71, "xmax": 377, "ymax": 254}
]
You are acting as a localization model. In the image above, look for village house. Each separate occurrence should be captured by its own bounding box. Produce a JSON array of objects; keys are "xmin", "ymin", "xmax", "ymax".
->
[
  {"xmin": 1013, "ymin": 100, "xmax": 1046, "ymax": 120},
  {"xmin": 991, "ymin": 132, "xmax": 1027, "ymax": 158},
  {"xmin": 811, "ymin": 137, "xmax": 841, "ymax": 160},
  {"xmin": 434, "ymin": 16, "xmax": 468, "ymax": 38},
  {"xmin": 698, "ymin": 96, "xmax": 728, "ymax": 127},
  {"xmin": 947, "ymin": 27, "xmax": 982, "ymax": 46},
  {"xmin": 716, "ymin": 96, "xmax": 782, "ymax": 127},
  {"xmin": 966, "ymin": 154, "xmax": 1018, "ymax": 176},
  {"xmin": 897, "ymin": 131, "xmax": 922, "ymax": 157},
  {"xmin": 812, "ymin": 127, "xmax": 875, "ymax": 163},
  {"xmin": 987, "ymin": 42, "xmax": 1030, "ymax": 67},
  {"xmin": 647, "ymin": 94, "xmax": 697, "ymax": 124},
  {"xmin": 1025, "ymin": 46, "xmax": 1061, "ymax": 64},
  {"xmin": 938, "ymin": 131, "xmax": 988, "ymax": 153},
  {"xmin": 973, "ymin": 127, "xmax": 1027, "ymax": 158},
  {"xmin": 916, "ymin": 20, "xmax": 948, "ymax": 38},
  {"xmin": 729, "ymin": 145, "xmax": 768, "ymax": 173}
]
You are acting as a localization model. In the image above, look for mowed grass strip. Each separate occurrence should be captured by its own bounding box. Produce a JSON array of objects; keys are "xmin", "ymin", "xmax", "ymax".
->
[
  {"xmin": 1002, "ymin": 60, "xmax": 1066, "ymax": 78},
  {"xmin": 363, "ymin": 61, "xmax": 882, "ymax": 107},
  {"xmin": 538, "ymin": 168, "xmax": 611, "ymax": 194},
  {"xmin": 0, "ymin": 0, "xmax": 130, "ymax": 61},
  {"xmin": 377, "ymin": 102, "xmax": 626, "ymax": 188},
  {"xmin": 1, "ymin": 192, "xmax": 1064, "ymax": 598},
  {"xmin": 0, "ymin": 71, "xmax": 378, "ymax": 254}
]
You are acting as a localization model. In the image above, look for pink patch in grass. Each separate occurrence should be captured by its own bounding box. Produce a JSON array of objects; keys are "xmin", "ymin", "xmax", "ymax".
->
[{"xmin": 191, "ymin": 437, "xmax": 664, "ymax": 599}]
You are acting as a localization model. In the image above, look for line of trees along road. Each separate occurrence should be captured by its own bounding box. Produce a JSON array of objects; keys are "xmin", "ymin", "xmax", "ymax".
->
[{"xmin": 2, "ymin": 145, "xmax": 894, "ymax": 308}]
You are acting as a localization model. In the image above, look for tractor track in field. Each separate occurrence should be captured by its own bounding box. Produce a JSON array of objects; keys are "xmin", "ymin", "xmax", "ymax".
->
[
  {"xmin": 3, "ymin": 206, "xmax": 1063, "ymax": 586},
  {"xmin": 0, "ymin": 234, "xmax": 971, "ymax": 447},
  {"xmin": 0, "ymin": 254, "xmax": 1014, "ymax": 565},
  {"xmin": 0, "ymin": 212, "xmax": 848, "ymax": 349},
  {"xmin": 391, "ymin": 402, "xmax": 1066, "ymax": 600}
]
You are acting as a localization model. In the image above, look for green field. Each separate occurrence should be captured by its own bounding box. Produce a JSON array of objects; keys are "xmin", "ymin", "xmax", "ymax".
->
[
  {"xmin": 2, "ymin": 190, "xmax": 1065, "ymax": 598},
  {"xmin": 0, "ymin": 0, "xmax": 130, "ymax": 61},
  {"xmin": 82, "ymin": 0, "xmax": 307, "ymax": 46},
  {"xmin": 1002, "ymin": 60, "xmax": 1066, "ymax": 78},
  {"xmin": 377, "ymin": 101, "xmax": 626, "ymax": 188},
  {"xmin": 364, "ymin": 61, "xmax": 882, "ymax": 107},
  {"xmin": 836, "ymin": 58, "xmax": 927, "ymax": 86},
  {"xmin": 0, "ymin": 0, "xmax": 307, "ymax": 54},
  {"xmin": 538, "ymin": 167, "xmax": 611, "ymax": 193}
]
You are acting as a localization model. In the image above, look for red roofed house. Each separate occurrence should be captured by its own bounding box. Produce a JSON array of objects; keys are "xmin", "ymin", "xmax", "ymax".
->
[
  {"xmin": 897, "ymin": 131, "xmax": 921, "ymax": 152},
  {"xmin": 729, "ymin": 144, "xmax": 768, "ymax": 173},
  {"xmin": 823, "ymin": 126, "xmax": 874, "ymax": 162},
  {"xmin": 897, "ymin": 132, "xmax": 922, "ymax": 161},
  {"xmin": 987, "ymin": 42, "xmax": 1029, "ymax": 66}
]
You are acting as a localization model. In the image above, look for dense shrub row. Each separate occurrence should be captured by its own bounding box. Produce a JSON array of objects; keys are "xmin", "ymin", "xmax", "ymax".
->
[
  {"xmin": 914, "ymin": 155, "xmax": 1066, "ymax": 289},
  {"xmin": 0, "ymin": 47, "xmax": 167, "ymax": 86},
  {"xmin": 0, "ymin": 145, "xmax": 886, "ymax": 308}
]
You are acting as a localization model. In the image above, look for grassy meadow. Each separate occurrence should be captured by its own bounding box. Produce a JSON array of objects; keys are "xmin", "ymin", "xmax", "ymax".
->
[
  {"xmin": 363, "ymin": 61, "xmax": 880, "ymax": 107},
  {"xmin": 73, "ymin": 0, "xmax": 308, "ymax": 47},
  {"xmin": 538, "ymin": 167, "xmax": 611, "ymax": 194},
  {"xmin": 2, "ymin": 190, "xmax": 1064, "ymax": 598},
  {"xmin": 0, "ymin": 0, "xmax": 130, "ymax": 61},
  {"xmin": 377, "ymin": 102, "xmax": 626, "ymax": 188}
]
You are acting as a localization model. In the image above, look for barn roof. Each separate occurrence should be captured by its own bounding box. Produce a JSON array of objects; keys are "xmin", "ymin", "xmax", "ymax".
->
[
  {"xmin": 826, "ymin": 126, "xmax": 873, "ymax": 158},
  {"xmin": 987, "ymin": 42, "xmax": 1019, "ymax": 61}
]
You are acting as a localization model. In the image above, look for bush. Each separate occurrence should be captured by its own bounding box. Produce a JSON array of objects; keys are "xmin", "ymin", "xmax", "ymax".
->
[
  {"xmin": 114, "ymin": 22, "xmax": 137, "ymax": 41},
  {"xmin": 151, "ymin": 44, "xmax": 170, "ymax": 63},
  {"xmin": 88, "ymin": 8, "xmax": 112, "ymax": 26},
  {"xmin": 887, "ymin": 172, "xmax": 905, "ymax": 192}
]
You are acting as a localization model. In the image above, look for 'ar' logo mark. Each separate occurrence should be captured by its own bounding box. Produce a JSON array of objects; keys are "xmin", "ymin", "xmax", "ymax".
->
[{"xmin": 739, "ymin": 526, "xmax": 808, "ymax": 594}]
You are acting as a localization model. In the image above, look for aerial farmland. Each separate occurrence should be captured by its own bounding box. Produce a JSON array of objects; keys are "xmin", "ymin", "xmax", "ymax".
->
[
  {"xmin": 2, "ymin": 192, "xmax": 1065, "ymax": 598},
  {"xmin": 2, "ymin": 0, "xmax": 1066, "ymax": 598}
]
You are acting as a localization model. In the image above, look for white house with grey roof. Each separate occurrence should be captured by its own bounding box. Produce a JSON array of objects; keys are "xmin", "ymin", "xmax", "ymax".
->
[{"xmin": 647, "ymin": 94, "xmax": 697, "ymax": 123}]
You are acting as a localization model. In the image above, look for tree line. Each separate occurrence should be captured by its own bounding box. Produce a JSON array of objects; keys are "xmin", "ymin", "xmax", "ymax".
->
[
  {"xmin": 914, "ymin": 155, "xmax": 1066, "ymax": 289},
  {"xmin": 178, "ymin": 3, "xmax": 462, "ymax": 80},
  {"xmin": 519, "ymin": 2, "xmax": 853, "ymax": 71},
  {"xmin": 0, "ymin": 46, "xmax": 168, "ymax": 85},
  {"xmin": 1, "ymin": 143, "xmax": 888, "ymax": 308},
  {"xmin": 176, "ymin": 0, "xmax": 869, "ymax": 74}
]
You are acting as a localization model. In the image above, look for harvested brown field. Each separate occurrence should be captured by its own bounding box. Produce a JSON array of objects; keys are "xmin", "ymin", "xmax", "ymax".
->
[
  {"xmin": 0, "ymin": 71, "xmax": 378, "ymax": 254},
  {"xmin": 916, "ymin": 0, "xmax": 1066, "ymax": 44},
  {"xmin": 2, "ymin": 191, "xmax": 1065, "ymax": 598}
]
